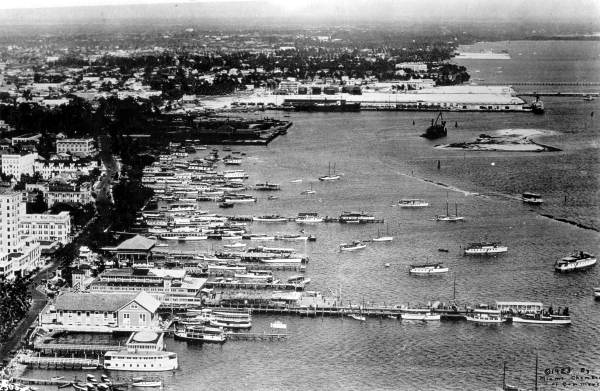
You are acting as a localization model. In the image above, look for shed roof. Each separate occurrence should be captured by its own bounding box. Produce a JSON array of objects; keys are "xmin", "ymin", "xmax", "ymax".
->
[{"xmin": 116, "ymin": 235, "xmax": 156, "ymax": 251}]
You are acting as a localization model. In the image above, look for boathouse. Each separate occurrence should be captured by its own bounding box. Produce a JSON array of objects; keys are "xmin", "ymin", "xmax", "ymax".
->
[
  {"xmin": 108, "ymin": 235, "xmax": 156, "ymax": 266},
  {"xmin": 40, "ymin": 291, "xmax": 161, "ymax": 332}
]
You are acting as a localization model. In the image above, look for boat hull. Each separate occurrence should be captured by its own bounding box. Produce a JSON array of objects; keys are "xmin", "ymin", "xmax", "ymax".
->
[{"xmin": 512, "ymin": 316, "xmax": 571, "ymax": 325}]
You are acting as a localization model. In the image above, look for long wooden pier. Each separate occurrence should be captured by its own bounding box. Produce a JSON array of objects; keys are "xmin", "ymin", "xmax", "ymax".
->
[
  {"xmin": 205, "ymin": 281, "xmax": 307, "ymax": 291},
  {"xmin": 204, "ymin": 304, "xmax": 468, "ymax": 320},
  {"xmin": 226, "ymin": 332, "xmax": 288, "ymax": 341},
  {"xmin": 34, "ymin": 341, "xmax": 123, "ymax": 354},
  {"xmin": 18, "ymin": 356, "xmax": 101, "ymax": 369}
]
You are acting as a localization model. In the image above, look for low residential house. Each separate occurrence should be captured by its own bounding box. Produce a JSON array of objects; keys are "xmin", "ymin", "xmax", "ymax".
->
[{"xmin": 40, "ymin": 291, "xmax": 161, "ymax": 332}]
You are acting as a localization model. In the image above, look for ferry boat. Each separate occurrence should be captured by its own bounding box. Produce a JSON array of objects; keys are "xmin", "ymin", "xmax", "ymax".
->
[
  {"xmin": 554, "ymin": 251, "xmax": 597, "ymax": 272},
  {"xmin": 104, "ymin": 351, "xmax": 178, "ymax": 372},
  {"xmin": 209, "ymin": 310, "xmax": 252, "ymax": 329},
  {"xmin": 254, "ymin": 182, "xmax": 281, "ymax": 191},
  {"xmin": 340, "ymin": 241, "xmax": 367, "ymax": 252},
  {"xmin": 295, "ymin": 212, "xmax": 324, "ymax": 224},
  {"xmin": 465, "ymin": 309, "xmax": 505, "ymax": 324},
  {"xmin": 174, "ymin": 326, "xmax": 226, "ymax": 343},
  {"xmin": 512, "ymin": 313, "xmax": 571, "ymax": 325},
  {"xmin": 398, "ymin": 199, "xmax": 429, "ymax": 208},
  {"xmin": 522, "ymin": 192, "xmax": 544, "ymax": 204},
  {"xmin": 409, "ymin": 263, "xmax": 449, "ymax": 275},
  {"xmin": 464, "ymin": 242, "xmax": 508, "ymax": 255},
  {"xmin": 253, "ymin": 215, "xmax": 288, "ymax": 223},
  {"xmin": 339, "ymin": 211, "xmax": 376, "ymax": 224},
  {"xmin": 401, "ymin": 309, "xmax": 440, "ymax": 321}
]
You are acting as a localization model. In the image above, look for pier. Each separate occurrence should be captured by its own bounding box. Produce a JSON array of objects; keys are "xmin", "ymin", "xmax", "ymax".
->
[
  {"xmin": 225, "ymin": 332, "xmax": 288, "ymax": 341},
  {"xmin": 203, "ymin": 304, "xmax": 469, "ymax": 320},
  {"xmin": 18, "ymin": 356, "xmax": 101, "ymax": 369},
  {"xmin": 33, "ymin": 341, "xmax": 124, "ymax": 354},
  {"xmin": 205, "ymin": 281, "xmax": 307, "ymax": 291}
]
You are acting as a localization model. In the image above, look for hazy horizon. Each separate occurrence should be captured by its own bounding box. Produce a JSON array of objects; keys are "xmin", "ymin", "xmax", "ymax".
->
[{"xmin": 0, "ymin": 0, "xmax": 597, "ymax": 27}]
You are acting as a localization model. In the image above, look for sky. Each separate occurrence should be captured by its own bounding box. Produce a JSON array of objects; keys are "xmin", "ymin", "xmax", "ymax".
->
[{"xmin": 0, "ymin": 0, "xmax": 597, "ymax": 24}]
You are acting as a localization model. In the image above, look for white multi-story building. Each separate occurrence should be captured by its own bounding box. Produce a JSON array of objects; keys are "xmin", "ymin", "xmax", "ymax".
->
[
  {"xmin": 1, "ymin": 152, "xmax": 38, "ymax": 179},
  {"xmin": 34, "ymin": 157, "xmax": 99, "ymax": 180},
  {"xmin": 56, "ymin": 138, "xmax": 96, "ymax": 156},
  {"xmin": 0, "ymin": 190, "xmax": 41, "ymax": 279},
  {"xmin": 45, "ymin": 183, "xmax": 93, "ymax": 206},
  {"xmin": 19, "ymin": 211, "xmax": 71, "ymax": 245}
]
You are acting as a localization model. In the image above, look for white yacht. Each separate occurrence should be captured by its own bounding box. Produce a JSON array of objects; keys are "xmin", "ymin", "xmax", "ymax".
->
[
  {"xmin": 554, "ymin": 251, "xmax": 597, "ymax": 273},
  {"xmin": 253, "ymin": 215, "xmax": 288, "ymax": 223},
  {"xmin": 464, "ymin": 242, "xmax": 508, "ymax": 255},
  {"xmin": 340, "ymin": 241, "xmax": 367, "ymax": 252},
  {"xmin": 398, "ymin": 199, "xmax": 429, "ymax": 208},
  {"xmin": 209, "ymin": 310, "xmax": 252, "ymax": 329},
  {"xmin": 465, "ymin": 309, "xmax": 505, "ymax": 324},
  {"xmin": 512, "ymin": 313, "xmax": 571, "ymax": 325},
  {"xmin": 409, "ymin": 263, "xmax": 449, "ymax": 275},
  {"xmin": 295, "ymin": 213, "xmax": 324, "ymax": 224},
  {"xmin": 401, "ymin": 309, "xmax": 440, "ymax": 321}
]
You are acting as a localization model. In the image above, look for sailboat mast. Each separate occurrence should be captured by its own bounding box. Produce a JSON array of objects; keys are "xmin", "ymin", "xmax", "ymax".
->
[
  {"xmin": 502, "ymin": 361, "xmax": 506, "ymax": 390},
  {"xmin": 453, "ymin": 274, "xmax": 456, "ymax": 301},
  {"xmin": 534, "ymin": 353, "xmax": 538, "ymax": 391}
]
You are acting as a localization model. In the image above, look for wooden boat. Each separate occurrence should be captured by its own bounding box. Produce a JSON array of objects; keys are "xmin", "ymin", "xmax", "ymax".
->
[
  {"xmin": 339, "ymin": 241, "xmax": 367, "ymax": 251},
  {"xmin": 131, "ymin": 381, "xmax": 163, "ymax": 388},
  {"xmin": 466, "ymin": 309, "xmax": 505, "ymax": 323},
  {"xmin": 348, "ymin": 313, "xmax": 366, "ymax": 321}
]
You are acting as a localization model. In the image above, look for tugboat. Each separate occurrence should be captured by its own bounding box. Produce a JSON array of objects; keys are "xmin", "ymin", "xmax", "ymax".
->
[
  {"xmin": 421, "ymin": 112, "xmax": 447, "ymax": 139},
  {"xmin": 530, "ymin": 96, "xmax": 545, "ymax": 114}
]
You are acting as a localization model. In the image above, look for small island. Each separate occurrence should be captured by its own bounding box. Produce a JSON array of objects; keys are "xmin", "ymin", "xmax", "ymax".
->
[{"xmin": 435, "ymin": 129, "xmax": 561, "ymax": 152}]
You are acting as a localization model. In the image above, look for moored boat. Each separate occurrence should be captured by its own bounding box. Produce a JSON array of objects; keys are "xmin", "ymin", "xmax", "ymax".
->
[
  {"xmin": 554, "ymin": 251, "xmax": 597, "ymax": 272},
  {"xmin": 409, "ymin": 263, "xmax": 449, "ymax": 275},
  {"xmin": 295, "ymin": 212, "xmax": 323, "ymax": 224},
  {"xmin": 401, "ymin": 309, "xmax": 440, "ymax": 321},
  {"xmin": 339, "ymin": 241, "xmax": 367, "ymax": 252},
  {"xmin": 348, "ymin": 313, "xmax": 366, "ymax": 321},
  {"xmin": 464, "ymin": 242, "xmax": 508, "ymax": 255},
  {"xmin": 522, "ymin": 192, "xmax": 543, "ymax": 204},
  {"xmin": 594, "ymin": 287, "xmax": 600, "ymax": 298},
  {"xmin": 253, "ymin": 215, "xmax": 288, "ymax": 222},
  {"xmin": 465, "ymin": 309, "xmax": 505, "ymax": 323},
  {"xmin": 319, "ymin": 163, "xmax": 341, "ymax": 181},
  {"xmin": 398, "ymin": 199, "xmax": 429, "ymax": 208},
  {"xmin": 512, "ymin": 313, "xmax": 571, "ymax": 325}
]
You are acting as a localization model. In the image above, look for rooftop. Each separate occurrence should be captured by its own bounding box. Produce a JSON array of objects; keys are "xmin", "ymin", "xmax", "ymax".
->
[{"xmin": 115, "ymin": 235, "xmax": 156, "ymax": 251}]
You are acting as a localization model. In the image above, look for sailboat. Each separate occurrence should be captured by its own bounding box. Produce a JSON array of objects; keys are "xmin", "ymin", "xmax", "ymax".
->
[
  {"xmin": 318, "ymin": 162, "xmax": 341, "ymax": 181},
  {"xmin": 435, "ymin": 202, "xmax": 464, "ymax": 222},
  {"xmin": 372, "ymin": 224, "xmax": 394, "ymax": 242},
  {"xmin": 300, "ymin": 183, "xmax": 316, "ymax": 195}
]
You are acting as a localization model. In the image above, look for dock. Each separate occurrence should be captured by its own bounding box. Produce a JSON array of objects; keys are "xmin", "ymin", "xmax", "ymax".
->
[
  {"xmin": 34, "ymin": 341, "xmax": 124, "ymax": 354},
  {"xmin": 204, "ymin": 304, "xmax": 469, "ymax": 320},
  {"xmin": 18, "ymin": 356, "xmax": 101, "ymax": 369},
  {"xmin": 205, "ymin": 281, "xmax": 307, "ymax": 291},
  {"xmin": 13, "ymin": 377, "xmax": 129, "ymax": 387},
  {"xmin": 226, "ymin": 332, "xmax": 288, "ymax": 341}
]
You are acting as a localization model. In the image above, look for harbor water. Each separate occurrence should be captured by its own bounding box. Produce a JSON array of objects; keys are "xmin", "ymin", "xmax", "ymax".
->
[{"xmin": 24, "ymin": 40, "xmax": 600, "ymax": 390}]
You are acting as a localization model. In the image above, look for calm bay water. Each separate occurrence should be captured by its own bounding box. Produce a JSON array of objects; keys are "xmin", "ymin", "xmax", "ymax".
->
[{"xmin": 25, "ymin": 41, "xmax": 600, "ymax": 390}]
